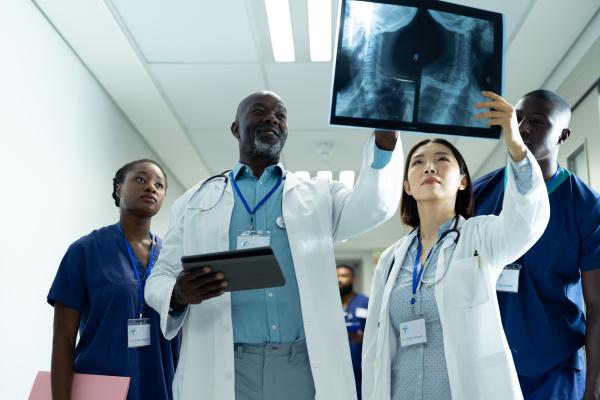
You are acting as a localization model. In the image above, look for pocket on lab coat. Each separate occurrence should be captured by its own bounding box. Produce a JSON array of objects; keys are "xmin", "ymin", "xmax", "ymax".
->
[{"xmin": 443, "ymin": 256, "xmax": 489, "ymax": 310}]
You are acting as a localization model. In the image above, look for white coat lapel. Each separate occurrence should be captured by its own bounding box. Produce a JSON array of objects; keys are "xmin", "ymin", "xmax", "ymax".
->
[{"xmin": 378, "ymin": 233, "xmax": 414, "ymax": 341}]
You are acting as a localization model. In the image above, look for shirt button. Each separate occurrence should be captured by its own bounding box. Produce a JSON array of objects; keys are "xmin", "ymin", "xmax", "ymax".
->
[
  {"xmin": 268, "ymin": 292, "xmax": 273, "ymax": 298},
  {"xmin": 373, "ymin": 361, "xmax": 379, "ymax": 369},
  {"xmin": 418, "ymin": 374, "xmax": 422, "ymax": 379},
  {"xmin": 225, "ymin": 372, "xmax": 233, "ymax": 380},
  {"xmin": 271, "ymin": 324, "xmax": 277, "ymax": 330},
  {"xmin": 224, "ymin": 325, "xmax": 231, "ymax": 333}
]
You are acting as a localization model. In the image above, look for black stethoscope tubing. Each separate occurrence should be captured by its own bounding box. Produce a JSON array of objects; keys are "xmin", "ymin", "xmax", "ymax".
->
[{"xmin": 386, "ymin": 216, "xmax": 461, "ymax": 283}]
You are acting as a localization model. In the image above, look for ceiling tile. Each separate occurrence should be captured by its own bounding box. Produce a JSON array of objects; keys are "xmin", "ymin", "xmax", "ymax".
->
[
  {"xmin": 150, "ymin": 64, "xmax": 266, "ymax": 131},
  {"xmin": 109, "ymin": 0, "xmax": 259, "ymax": 63},
  {"xmin": 264, "ymin": 62, "xmax": 334, "ymax": 130},
  {"xmin": 282, "ymin": 128, "xmax": 370, "ymax": 172}
]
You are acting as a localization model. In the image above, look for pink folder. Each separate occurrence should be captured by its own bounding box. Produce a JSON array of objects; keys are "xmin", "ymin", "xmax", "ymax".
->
[{"xmin": 29, "ymin": 371, "xmax": 130, "ymax": 400}]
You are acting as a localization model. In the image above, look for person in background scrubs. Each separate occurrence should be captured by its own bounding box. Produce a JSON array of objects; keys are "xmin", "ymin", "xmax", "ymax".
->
[
  {"xmin": 473, "ymin": 90, "xmax": 600, "ymax": 400},
  {"xmin": 48, "ymin": 159, "xmax": 179, "ymax": 400},
  {"xmin": 337, "ymin": 264, "xmax": 369, "ymax": 400}
]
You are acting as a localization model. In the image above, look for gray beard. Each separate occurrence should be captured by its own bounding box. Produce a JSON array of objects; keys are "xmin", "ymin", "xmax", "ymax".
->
[{"xmin": 251, "ymin": 136, "xmax": 282, "ymax": 160}]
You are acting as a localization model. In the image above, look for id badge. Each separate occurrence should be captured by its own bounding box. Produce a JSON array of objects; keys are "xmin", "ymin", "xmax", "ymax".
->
[
  {"xmin": 355, "ymin": 307, "xmax": 368, "ymax": 319},
  {"xmin": 237, "ymin": 230, "xmax": 271, "ymax": 249},
  {"xmin": 496, "ymin": 263, "xmax": 521, "ymax": 293},
  {"xmin": 128, "ymin": 318, "xmax": 151, "ymax": 348},
  {"xmin": 399, "ymin": 318, "xmax": 427, "ymax": 347}
]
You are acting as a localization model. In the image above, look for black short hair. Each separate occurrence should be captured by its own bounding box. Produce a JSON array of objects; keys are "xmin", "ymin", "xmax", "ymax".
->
[
  {"xmin": 522, "ymin": 89, "xmax": 571, "ymax": 118},
  {"xmin": 112, "ymin": 159, "xmax": 167, "ymax": 207},
  {"xmin": 400, "ymin": 139, "xmax": 474, "ymax": 227},
  {"xmin": 336, "ymin": 264, "xmax": 355, "ymax": 276}
]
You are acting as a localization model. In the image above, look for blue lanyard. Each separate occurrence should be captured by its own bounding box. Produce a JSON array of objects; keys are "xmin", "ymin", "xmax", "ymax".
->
[
  {"xmin": 117, "ymin": 224, "xmax": 155, "ymax": 318},
  {"xmin": 546, "ymin": 164, "xmax": 561, "ymax": 189},
  {"xmin": 229, "ymin": 171, "xmax": 284, "ymax": 231},
  {"xmin": 411, "ymin": 239, "xmax": 434, "ymax": 305}
]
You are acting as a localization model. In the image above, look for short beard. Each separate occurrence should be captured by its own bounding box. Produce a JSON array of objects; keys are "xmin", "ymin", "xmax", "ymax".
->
[
  {"xmin": 339, "ymin": 284, "xmax": 353, "ymax": 296},
  {"xmin": 251, "ymin": 136, "xmax": 282, "ymax": 161}
]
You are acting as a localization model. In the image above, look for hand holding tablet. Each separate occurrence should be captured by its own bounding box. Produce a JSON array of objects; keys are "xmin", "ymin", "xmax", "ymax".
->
[
  {"xmin": 171, "ymin": 266, "xmax": 229, "ymax": 309},
  {"xmin": 171, "ymin": 247, "xmax": 286, "ymax": 309}
]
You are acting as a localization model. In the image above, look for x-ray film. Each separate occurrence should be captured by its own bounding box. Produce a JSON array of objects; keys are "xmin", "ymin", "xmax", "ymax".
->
[{"xmin": 331, "ymin": 0, "xmax": 504, "ymax": 139}]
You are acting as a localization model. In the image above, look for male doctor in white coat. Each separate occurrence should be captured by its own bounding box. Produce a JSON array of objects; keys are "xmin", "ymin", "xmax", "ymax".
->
[{"xmin": 145, "ymin": 91, "xmax": 404, "ymax": 400}]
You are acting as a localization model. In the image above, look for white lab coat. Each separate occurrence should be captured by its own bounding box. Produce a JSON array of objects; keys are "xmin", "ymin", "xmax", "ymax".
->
[
  {"xmin": 362, "ymin": 151, "xmax": 550, "ymax": 400},
  {"xmin": 145, "ymin": 134, "xmax": 404, "ymax": 400}
]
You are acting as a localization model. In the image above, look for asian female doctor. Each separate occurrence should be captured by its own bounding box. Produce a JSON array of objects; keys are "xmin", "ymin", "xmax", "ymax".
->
[
  {"xmin": 48, "ymin": 159, "xmax": 179, "ymax": 400},
  {"xmin": 361, "ymin": 92, "xmax": 550, "ymax": 400}
]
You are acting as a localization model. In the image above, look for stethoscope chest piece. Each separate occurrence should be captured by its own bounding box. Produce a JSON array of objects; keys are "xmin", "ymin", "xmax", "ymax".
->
[{"xmin": 276, "ymin": 215, "xmax": 286, "ymax": 229}]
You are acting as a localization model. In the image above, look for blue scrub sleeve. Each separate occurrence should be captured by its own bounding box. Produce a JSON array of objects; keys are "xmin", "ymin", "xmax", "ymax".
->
[
  {"xmin": 578, "ymin": 199, "xmax": 600, "ymax": 272},
  {"xmin": 371, "ymin": 145, "xmax": 393, "ymax": 170},
  {"xmin": 47, "ymin": 243, "xmax": 88, "ymax": 311}
]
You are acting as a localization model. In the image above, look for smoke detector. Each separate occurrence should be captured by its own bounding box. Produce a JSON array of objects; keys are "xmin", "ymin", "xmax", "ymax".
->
[{"xmin": 318, "ymin": 141, "xmax": 333, "ymax": 159}]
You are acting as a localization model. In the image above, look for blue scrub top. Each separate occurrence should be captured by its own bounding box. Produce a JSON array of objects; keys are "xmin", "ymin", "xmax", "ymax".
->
[
  {"xmin": 473, "ymin": 167, "xmax": 600, "ymax": 377},
  {"xmin": 344, "ymin": 293, "xmax": 369, "ymax": 370},
  {"xmin": 47, "ymin": 224, "xmax": 179, "ymax": 400}
]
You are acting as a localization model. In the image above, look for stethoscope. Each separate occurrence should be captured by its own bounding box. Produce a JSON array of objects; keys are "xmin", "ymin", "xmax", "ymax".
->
[
  {"xmin": 435, "ymin": 216, "xmax": 461, "ymax": 245},
  {"xmin": 386, "ymin": 216, "xmax": 461, "ymax": 284},
  {"xmin": 195, "ymin": 170, "xmax": 231, "ymax": 212},
  {"xmin": 194, "ymin": 169, "xmax": 288, "ymax": 229}
]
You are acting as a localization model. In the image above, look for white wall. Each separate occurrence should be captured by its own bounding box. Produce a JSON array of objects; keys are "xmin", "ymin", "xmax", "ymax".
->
[
  {"xmin": 476, "ymin": 31, "xmax": 600, "ymax": 185},
  {"xmin": 553, "ymin": 29, "xmax": 600, "ymax": 191},
  {"xmin": 558, "ymin": 90, "xmax": 600, "ymax": 190},
  {"xmin": 473, "ymin": 143, "xmax": 508, "ymax": 179},
  {"xmin": 0, "ymin": 1, "xmax": 184, "ymax": 398},
  {"xmin": 335, "ymin": 249, "xmax": 380, "ymax": 296}
]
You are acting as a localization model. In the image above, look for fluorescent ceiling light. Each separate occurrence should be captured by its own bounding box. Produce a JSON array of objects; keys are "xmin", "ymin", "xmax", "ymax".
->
[
  {"xmin": 339, "ymin": 170, "xmax": 355, "ymax": 188},
  {"xmin": 295, "ymin": 171, "xmax": 311, "ymax": 180},
  {"xmin": 307, "ymin": 0, "xmax": 332, "ymax": 61},
  {"xmin": 265, "ymin": 0, "xmax": 295, "ymax": 62},
  {"xmin": 317, "ymin": 170, "xmax": 333, "ymax": 181}
]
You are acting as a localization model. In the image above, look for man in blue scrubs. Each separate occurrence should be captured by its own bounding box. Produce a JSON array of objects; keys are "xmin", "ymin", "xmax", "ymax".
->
[
  {"xmin": 337, "ymin": 264, "xmax": 369, "ymax": 399},
  {"xmin": 473, "ymin": 90, "xmax": 600, "ymax": 399}
]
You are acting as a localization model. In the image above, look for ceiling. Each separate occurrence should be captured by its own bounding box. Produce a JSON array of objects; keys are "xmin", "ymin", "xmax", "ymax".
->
[{"xmin": 33, "ymin": 0, "xmax": 600, "ymax": 250}]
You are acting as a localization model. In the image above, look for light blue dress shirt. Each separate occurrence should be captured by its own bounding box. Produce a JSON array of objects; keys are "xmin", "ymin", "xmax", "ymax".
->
[{"xmin": 229, "ymin": 144, "xmax": 393, "ymax": 344}]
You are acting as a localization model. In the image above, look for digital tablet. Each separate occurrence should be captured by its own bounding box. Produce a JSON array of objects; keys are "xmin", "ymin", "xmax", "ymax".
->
[
  {"xmin": 331, "ymin": 0, "xmax": 504, "ymax": 139},
  {"xmin": 181, "ymin": 246, "xmax": 285, "ymax": 292}
]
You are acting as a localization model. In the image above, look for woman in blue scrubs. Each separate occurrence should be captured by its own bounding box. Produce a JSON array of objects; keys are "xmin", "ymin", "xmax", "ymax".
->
[{"xmin": 48, "ymin": 159, "xmax": 179, "ymax": 400}]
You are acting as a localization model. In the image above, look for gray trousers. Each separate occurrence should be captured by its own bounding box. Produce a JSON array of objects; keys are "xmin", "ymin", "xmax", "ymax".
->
[{"xmin": 234, "ymin": 340, "xmax": 316, "ymax": 400}]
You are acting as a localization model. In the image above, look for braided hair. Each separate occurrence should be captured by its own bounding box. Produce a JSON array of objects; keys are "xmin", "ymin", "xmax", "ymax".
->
[{"xmin": 112, "ymin": 159, "xmax": 168, "ymax": 207}]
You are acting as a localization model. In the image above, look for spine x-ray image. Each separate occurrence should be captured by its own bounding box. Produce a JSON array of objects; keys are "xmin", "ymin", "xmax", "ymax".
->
[{"xmin": 333, "ymin": 0, "xmax": 500, "ymax": 134}]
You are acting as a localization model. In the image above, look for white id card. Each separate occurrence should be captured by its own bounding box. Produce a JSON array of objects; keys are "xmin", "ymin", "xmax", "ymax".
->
[
  {"xmin": 128, "ymin": 318, "xmax": 151, "ymax": 348},
  {"xmin": 399, "ymin": 318, "xmax": 427, "ymax": 347},
  {"xmin": 355, "ymin": 307, "xmax": 368, "ymax": 319},
  {"xmin": 496, "ymin": 263, "xmax": 521, "ymax": 293},
  {"xmin": 237, "ymin": 230, "xmax": 271, "ymax": 249}
]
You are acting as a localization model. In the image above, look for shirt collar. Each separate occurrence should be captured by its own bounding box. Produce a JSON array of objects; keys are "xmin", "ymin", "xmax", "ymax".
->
[
  {"xmin": 232, "ymin": 161, "xmax": 285, "ymax": 180},
  {"xmin": 410, "ymin": 216, "xmax": 460, "ymax": 246}
]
